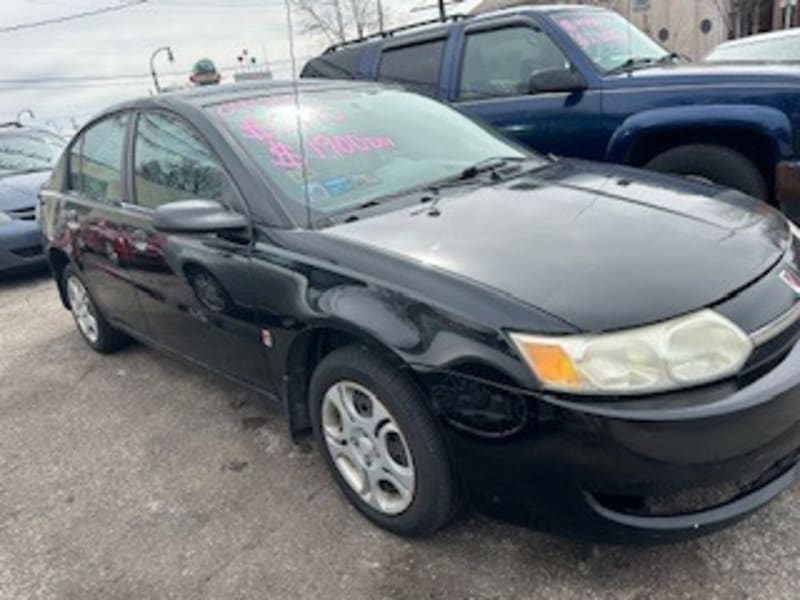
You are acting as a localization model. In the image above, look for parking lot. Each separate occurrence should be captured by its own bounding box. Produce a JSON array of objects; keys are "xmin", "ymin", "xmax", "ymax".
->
[{"xmin": 1, "ymin": 270, "xmax": 799, "ymax": 600}]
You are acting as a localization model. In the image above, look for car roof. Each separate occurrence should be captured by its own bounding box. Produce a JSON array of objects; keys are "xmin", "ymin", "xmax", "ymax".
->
[
  {"xmin": 321, "ymin": 4, "xmax": 606, "ymax": 53},
  {"xmin": 715, "ymin": 27, "xmax": 800, "ymax": 49},
  {"xmin": 94, "ymin": 78, "xmax": 384, "ymax": 118}
]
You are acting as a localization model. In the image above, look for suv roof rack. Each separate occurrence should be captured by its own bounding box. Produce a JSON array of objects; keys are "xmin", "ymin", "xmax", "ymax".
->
[{"xmin": 323, "ymin": 14, "xmax": 470, "ymax": 54}]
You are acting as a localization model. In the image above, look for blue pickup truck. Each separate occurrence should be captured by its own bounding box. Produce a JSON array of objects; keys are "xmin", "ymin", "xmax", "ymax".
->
[{"xmin": 302, "ymin": 5, "xmax": 800, "ymax": 216}]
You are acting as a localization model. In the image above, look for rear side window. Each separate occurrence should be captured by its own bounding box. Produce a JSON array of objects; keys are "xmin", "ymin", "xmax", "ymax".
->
[
  {"xmin": 458, "ymin": 27, "xmax": 569, "ymax": 100},
  {"xmin": 68, "ymin": 113, "xmax": 129, "ymax": 202},
  {"xmin": 133, "ymin": 111, "xmax": 236, "ymax": 209},
  {"xmin": 301, "ymin": 46, "xmax": 365, "ymax": 79},
  {"xmin": 378, "ymin": 40, "xmax": 445, "ymax": 97}
]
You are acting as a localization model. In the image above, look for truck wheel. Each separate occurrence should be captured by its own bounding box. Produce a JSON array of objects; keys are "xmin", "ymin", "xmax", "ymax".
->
[
  {"xmin": 644, "ymin": 144, "xmax": 769, "ymax": 201},
  {"xmin": 309, "ymin": 345, "xmax": 457, "ymax": 537}
]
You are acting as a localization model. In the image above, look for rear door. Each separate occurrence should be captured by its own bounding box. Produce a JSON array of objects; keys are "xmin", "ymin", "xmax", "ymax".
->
[
  {"xmin": 449, "ymin": 19, "xmax": 607, "ymax": 159},
  {"xmin": 61, "ymin": 111, "xmax": 149, "ymax": 333},
  {"xmin": 375, "ymin": 37, "xmax": 448, "ymax": 99},
  {"xmin": 124, "ymin": 109, "xmax": 273, "ymax": 391}
]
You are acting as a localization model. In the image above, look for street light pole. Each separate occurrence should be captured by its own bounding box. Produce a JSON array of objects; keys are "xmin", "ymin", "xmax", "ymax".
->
[
  {"xmin": 149, "ymin": 45, "xmax": 174, "ymax": 94},
  {"xmin": 438, "ymin": 0, "xmax": 445, "ymax": 21},
  {"xmin": 16, "ymin": 108, "xmax": 35, "ymax": 123}
]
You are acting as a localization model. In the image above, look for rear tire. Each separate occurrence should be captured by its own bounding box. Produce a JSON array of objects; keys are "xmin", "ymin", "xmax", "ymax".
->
[
  {"xmin": 309, "ymin": 345, "xmax": 457, "ymax": 537},
  {"xmin": 644, "ymin": 144, "xmax": 769, "ymax": 201},
  {"xmin": 62, "ymin": 265, "xmax": 129, "ymax": 354}
]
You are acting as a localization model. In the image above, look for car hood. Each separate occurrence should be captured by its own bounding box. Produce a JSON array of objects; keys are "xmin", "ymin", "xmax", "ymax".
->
[
  {"xmin": 0, "ymin": 170, "xmax": 49, "ymax": 211},
  {"xmin": 324, "ymin": 160, "xmax": 788, "ymax": 332},
  {"xmin": 606, "ymin": 62, "xmax": 800, "ymax": 87}
]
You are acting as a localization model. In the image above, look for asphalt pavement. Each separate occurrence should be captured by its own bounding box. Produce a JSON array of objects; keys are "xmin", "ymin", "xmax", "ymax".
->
[{"xmin": 2, "ymin": 270, "xmax": 799, "ymax": 600}]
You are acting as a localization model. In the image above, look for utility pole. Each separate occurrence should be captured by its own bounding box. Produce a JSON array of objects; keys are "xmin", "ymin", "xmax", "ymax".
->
[
  {"xmin": 377, "ymin": 0, "xmax": 385, "ymax": 31},
  {"xmin": 438, "ymin": 0, "xmax": 445, "ymax": 21}
]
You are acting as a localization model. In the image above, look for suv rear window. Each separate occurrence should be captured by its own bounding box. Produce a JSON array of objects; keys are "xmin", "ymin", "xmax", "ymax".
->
[
  {"xmin": 377, "ymin": 40, "xmax": 445, "ymax": 97},
  {"xmin": 301, "ymin": 46, "xmax": 365, "ymax": 79}
]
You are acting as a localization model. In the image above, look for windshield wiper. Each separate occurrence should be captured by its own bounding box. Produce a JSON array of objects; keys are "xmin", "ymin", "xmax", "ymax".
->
[
  {"xmin": 656, "ymin": 52, "xmax": 684, "ymax": 65},
  {"xmin": 336, "ymin": 156, "xmax": 536, "ymax": 223},
  {"xmin": 458, "ymin": 156, "xmax": 526, "ymax": 181},
  {"xmin": 419, "ymin": 156, "xmax": 537, "ymax": 217},
  {"xmin": 606, "ymin": 57, "xmax": 657, "ymax": 75},
  {"xmin": 428, "ymin": 156, "xmax": 529, "ymax": 193}
]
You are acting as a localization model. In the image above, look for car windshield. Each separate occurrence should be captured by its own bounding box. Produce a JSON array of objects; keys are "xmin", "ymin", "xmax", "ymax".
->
[
  {"xmin": 706, "ymin": 35, "xmax": 800, "ymax": 62},
  {"xmin": 211, "ymin": 88, "xmax": 535, "ymax": 222},
  {"xmin": 0, "ymin": 130, "xmax": 64, "ymax": 176},
  {"xmin": 554, "ymin": 10, "xmax": 669, "ymax": 73}
]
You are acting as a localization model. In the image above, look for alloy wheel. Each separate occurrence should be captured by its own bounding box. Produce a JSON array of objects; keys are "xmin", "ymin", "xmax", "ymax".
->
[
  {"xmin": 66, "ymin": 276, "xmax": 99, "ymax": 344},
  {"xmin": 321, "ymin": 380, "xmax": 415, "ymax": 515}
]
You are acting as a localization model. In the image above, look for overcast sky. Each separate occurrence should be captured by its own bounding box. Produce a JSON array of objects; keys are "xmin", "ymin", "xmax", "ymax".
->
[{"xmin": 1, "ymin": 0, "xmax": 424, "ymax": 132}]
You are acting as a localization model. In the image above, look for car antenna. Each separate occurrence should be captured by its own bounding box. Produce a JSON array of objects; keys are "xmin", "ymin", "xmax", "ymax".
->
[{"xmin": 282, "ymin": 0, "xmax": 313, "ymax": 229}]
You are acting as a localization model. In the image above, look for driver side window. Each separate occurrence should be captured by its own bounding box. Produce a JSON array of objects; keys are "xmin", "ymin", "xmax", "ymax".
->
[
  {"xmin": 133, "ymin": 111, "xmax": 237, "ymax": 210},
  {"xmin": 458, "ymin": 26, "xmax": 569, "ymax": 100}
]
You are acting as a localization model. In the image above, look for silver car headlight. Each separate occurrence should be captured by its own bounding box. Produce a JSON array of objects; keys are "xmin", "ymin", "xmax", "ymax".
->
[
  {"xmin": 0, "ymin": 211, "xmax": 11, "ymax": 224},
  {"xmin": 509, "ymin": 310, "xmax": 753, "ymax": 395}
]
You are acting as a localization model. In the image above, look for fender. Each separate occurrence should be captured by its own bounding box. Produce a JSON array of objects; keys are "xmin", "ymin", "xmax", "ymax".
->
[
  {"xmin": 605, "ymin": 105, "xmax": 795, "ymax": 164},
  {"xmin": 278, "ymin": 284, "xmax": 536, "ymax": 440}
]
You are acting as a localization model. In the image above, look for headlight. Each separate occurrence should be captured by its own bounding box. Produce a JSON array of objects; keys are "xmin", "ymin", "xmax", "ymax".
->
[
  {"xmin": 509, "ymin": 310, "xmax": 753, "ymax": 395},
  {"xmin": 0, "ymin": 211, "xmax": 11, "ymax": 224}
]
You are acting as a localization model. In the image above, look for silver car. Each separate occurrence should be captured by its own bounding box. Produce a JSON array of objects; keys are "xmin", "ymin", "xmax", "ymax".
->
[{"xmin": 706, "ymin": 29, "xmax": 800, "ymax": 63}]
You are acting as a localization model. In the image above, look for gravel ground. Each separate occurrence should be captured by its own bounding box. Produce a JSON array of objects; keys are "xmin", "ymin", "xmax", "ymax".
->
[{"xmin": 2, "ymin": 270, "xmax": 800, "ymax": 600}]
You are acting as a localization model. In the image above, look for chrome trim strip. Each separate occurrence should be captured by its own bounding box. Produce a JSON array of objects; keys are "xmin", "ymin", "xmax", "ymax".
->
[{"xmin": 750, "ymin": 301, "xmax": 800, "ymax": 347}]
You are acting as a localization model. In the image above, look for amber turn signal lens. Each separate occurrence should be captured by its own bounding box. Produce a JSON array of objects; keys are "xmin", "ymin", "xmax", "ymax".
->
[{"xmin": 515, "ymin": 341, "xmax": 581, "ymax": 388}]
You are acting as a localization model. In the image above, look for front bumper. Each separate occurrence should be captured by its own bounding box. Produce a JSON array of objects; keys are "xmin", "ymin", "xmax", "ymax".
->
[
  {"xmin": 420, "ymin": 338, "xmax": 800, "ymax": 543},
  {"xmin": 0, "ymin": 219, "xmax": 46, "ymax": 274}
]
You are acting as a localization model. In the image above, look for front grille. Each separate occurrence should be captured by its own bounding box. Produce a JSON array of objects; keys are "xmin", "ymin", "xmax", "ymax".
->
[
  {"xmin": 8, "ymin": 206, "xmax": 36, "ymax": 221},
  {"xmin": 10, "ymin": 244, "xmax": 43, "ymax": 258},
  {"xmin": 593, "ymin": 447, "xmax": 800, "ymax": 517}
]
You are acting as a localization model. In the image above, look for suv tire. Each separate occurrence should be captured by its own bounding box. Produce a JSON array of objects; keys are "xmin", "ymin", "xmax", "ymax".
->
[{"xmin": 645, "ymin": 144, "xmax": 769, "ymax": 201}]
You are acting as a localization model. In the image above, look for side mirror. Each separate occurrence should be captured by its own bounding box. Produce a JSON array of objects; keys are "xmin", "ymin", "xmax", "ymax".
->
[
  {"xmin": 153, "ymin": 199, "xmax": 248, "ymax": 234},
  {"xmin": 529, "ymin": 68, "xmax": 587, "ymax": 94}
]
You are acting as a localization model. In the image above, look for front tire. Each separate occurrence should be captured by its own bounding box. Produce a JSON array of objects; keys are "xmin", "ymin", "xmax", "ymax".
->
[
  {"xmin": 62, "ymin": 265, "xmax": 129, "ymax": 353},
  {"xmin": 309, "ymin": 345, "xmax": 457, "ymax": 537},
  {"xmin": 644, "ymin": 144, "xmax": 769, "ymax": 201}
]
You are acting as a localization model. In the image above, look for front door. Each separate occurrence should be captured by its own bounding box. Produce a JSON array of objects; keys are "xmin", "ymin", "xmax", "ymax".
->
[
  {"xmin": 452, "ymin": 23, "xmax": 606, "ymax": 160},
  {"xmin": 123, "ymin": 110, "xmax": 273, "ymax": 392}
]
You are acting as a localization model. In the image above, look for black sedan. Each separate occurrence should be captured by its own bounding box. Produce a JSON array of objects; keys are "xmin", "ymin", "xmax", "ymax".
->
[{"xmin": 40, "ymin": 81, "xmax": 800, "ymax": 542}]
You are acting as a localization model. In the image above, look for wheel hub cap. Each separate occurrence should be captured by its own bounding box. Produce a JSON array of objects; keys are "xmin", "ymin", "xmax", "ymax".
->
[
  {"xmin": 321, "ymin": 381, "xmax": 415, "ymax": 515},
  {"xmin": 351, "ymin": 430, "xmax": 376, "ymax": 468},
  {"xmin": 66, "ymin": 276, "xmax": 99, "ymax": 344}
]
